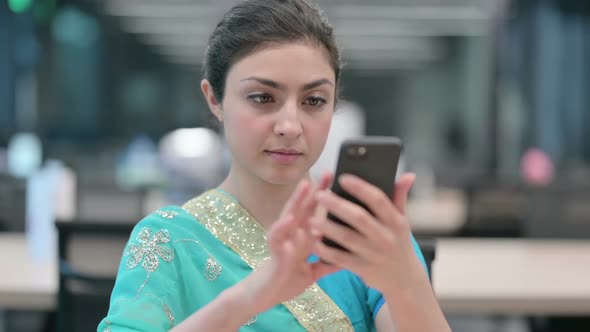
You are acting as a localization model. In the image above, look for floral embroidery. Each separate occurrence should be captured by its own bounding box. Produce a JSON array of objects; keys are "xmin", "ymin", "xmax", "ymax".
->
[
  {"xmin": 125, "ymin": 228, "xmax": 174, "ymax": 273},
  {"xmin": 156, "ymin": 210, "xmax": 179, "ymax": 219}
]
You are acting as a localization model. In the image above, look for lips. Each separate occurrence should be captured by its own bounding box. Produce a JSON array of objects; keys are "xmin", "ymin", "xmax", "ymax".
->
[
  {"xmin": 267, "ymin": 148, "xmax": 302, "ymax": 155},
  {"xmin": 265, "ymin": 148, "xmax": 303, "ymax": 164}
]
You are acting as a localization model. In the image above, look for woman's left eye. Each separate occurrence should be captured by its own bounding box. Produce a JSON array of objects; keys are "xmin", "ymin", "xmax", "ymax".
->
[
  {"xmin": 248, "ymin": 94, "xmax": 274, "ymax": 104},
  {"xmin": 303, "ymin": 96, "xmax": 327, "ymax": 108}
]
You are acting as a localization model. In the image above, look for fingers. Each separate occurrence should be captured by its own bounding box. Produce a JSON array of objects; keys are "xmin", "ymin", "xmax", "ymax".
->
[
  {"xmin": 269, "ymin": 213, "xmax": 318, "ymax": 262},
  {"xmin": 315, "ymin": 190, "xmax": 387, "ymax": 240},
  {"xmin": 313, "ymin": 239, "xmax": 363, "ymax": 271},
  {"xmin": 293, "ymin": 227, "xmax": 311, "ymax": 262},
  {"xmin": 392, "ymin": 173, "xmax": 415, "ymax": 215},
  {"xmin": 317, "ymin": 172, "xmax": 333, "ymax": 191},
  {"xmin": 336, "ymin": 173, "xmax": 414, "ymax": 230},
  {"xmin": 268, "ymin": 214, "xmax": 294, "ymax": 251},
  {"xmin": 337, "ymin": 174, "xmax": 398, "ymax": 228},
  {"xmin": 310, "ymin": 216, "xmax": 372, "ymax": 257},
  {"xmin": 280, "ymin": 180, "xmax": 311, "ymax": 220},
  {"xmin": 310, "ymin": 261, "xmax": 340, "ymax": 279},
  {"xmin": 280, "ymin": 172, "xmax": 332, "ymax": 227},
  {"xmin": 300, "ymin": 172, "xmax": 333, "ymax": 220}
]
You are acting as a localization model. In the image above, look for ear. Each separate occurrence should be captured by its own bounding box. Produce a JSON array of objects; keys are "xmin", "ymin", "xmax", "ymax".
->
[{"xmin": 201, "ymin": 79, "xmax": 223, "ymax": 122}]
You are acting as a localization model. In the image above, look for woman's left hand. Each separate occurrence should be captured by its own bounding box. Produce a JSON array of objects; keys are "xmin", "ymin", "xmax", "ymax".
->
[{"xmin": 311, "ymin": 173, "xmax": 427, "ymax": 294}]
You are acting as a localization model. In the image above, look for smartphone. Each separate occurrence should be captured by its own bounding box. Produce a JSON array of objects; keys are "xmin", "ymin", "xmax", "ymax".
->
[{"xmin": 321, "ymin": 136, "xmax": 403, "ymax": 251}]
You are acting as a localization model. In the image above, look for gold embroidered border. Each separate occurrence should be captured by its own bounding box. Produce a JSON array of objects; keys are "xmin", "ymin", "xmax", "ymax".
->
[{"xmin": 182, "ymin": 189, "xmax": 354, "ymax": 332}]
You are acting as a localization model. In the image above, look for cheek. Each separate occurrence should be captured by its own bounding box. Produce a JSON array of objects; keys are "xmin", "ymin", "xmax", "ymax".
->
[
  {"xmin": 307, "ymin": 114, "xmax": 333, "ymax": 151},
  {"xmin": 224, "ymin": 108, "xmax": 266, "ymax": 152}
]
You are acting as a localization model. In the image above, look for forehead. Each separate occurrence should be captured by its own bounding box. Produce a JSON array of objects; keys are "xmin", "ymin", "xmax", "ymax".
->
[{"xmin": 226, "ymin": 42, "xmax": 336, "ymax": 86}]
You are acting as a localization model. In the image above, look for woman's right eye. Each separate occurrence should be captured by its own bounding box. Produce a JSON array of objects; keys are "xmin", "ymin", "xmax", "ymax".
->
[{"xmin": 247, "ymin": 94, "xmax": 274, "ymax": 104}]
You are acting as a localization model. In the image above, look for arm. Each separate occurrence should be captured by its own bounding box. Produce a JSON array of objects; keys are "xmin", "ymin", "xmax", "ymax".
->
[
  {"xmin": 171, "ymin": 282, "xmax": 257, "ymax": 332},
  {"xmin": 375, "ymin": 306, "xmax": 395, "ymax": 332},
  {"xmin": 374, "ymin": 272, "xmax": 449, "ymax": 332},
  {"xmin": 375, "ymin": 236, "xmax": 446, "ymax": 332},
  {"xmin": 313, "ymin": 173, "xmax": 451, "ymax": 332}
]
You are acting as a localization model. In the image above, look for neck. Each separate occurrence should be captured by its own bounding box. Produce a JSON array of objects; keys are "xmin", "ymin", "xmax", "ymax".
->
[{"xmin": 218, "ymin": 164, "xmax": 307, "ymax": 229}]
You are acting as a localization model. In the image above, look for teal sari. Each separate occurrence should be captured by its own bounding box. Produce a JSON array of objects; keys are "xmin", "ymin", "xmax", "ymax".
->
[{"xmin": 97, "ymin": 189, "xmax": 427, "ymax": 332}]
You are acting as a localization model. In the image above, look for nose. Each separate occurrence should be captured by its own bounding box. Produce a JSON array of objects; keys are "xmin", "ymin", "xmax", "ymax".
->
[{"xmin": 273, "ymin": 102, "xmax": 302, "ymax": 139}]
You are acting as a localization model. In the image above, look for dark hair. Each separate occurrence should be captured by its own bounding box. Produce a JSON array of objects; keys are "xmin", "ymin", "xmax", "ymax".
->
[{"xmin": 203, "ymin": 0, "xmax": 341, "ymax": 102}]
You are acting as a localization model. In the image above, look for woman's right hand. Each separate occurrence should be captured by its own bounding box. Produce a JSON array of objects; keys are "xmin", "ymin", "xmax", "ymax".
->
[{"xmin": 238, "ymin": 173, "xmax": 339, "ymax": 313}]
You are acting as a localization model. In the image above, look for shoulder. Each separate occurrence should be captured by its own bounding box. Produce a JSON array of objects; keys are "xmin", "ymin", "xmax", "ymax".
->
[
  {"xmin": 129, "ymin": 190, "xmax": 225, "ymax": 247},
  {"xmin": 139, "ymin": 205, "xmax": 197, "ymax": 225},
  {"xmin": 126, "ymin": 205, "xmax": 208, "ymax": 248},
  {"xmin": 131, "ymin": 205, "xmax": 196, "ymax": 232}
]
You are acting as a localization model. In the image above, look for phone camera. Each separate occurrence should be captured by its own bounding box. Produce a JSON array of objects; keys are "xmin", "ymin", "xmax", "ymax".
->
[{"xmin": 347, "ymin": 146, "xmax": 367, "ymax": 158}]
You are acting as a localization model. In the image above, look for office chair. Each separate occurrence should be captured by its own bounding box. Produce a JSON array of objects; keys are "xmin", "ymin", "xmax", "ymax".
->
[
  {"xmin": 523, "ymin": 181, "xmax": 590, "ymax": 332},
  {"xmin": 0, "ymin": 174, "xmax": 26, "ymax": 232},
  {"xmin": 462, "ymin": 179, "xmax": 527, "ymax": 237},
  {"xmin": 523, "ymin": 182, "xmax": 590, "ymax": 239},
  {"xmin": 417, "ymin": 239, "xmax": 436, "ymax": 283},
  {"xmin": 55, "ymin": 221, "xmax": 134, "ymax": 332}
]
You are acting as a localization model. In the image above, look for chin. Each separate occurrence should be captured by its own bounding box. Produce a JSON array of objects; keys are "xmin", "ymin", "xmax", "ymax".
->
[{"xmin": 261, "ymin": 168, "xmax": 308, "ymax": 186}]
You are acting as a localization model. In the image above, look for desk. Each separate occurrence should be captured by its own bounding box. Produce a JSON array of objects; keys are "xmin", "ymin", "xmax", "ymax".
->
[
  {"xmin": 0, "ymin": 234, "xmax": 56, "ymax": 310},
  {"xmin": 434, "ymin": 238, "xmax": 590, "ymax": 315},
  {"xmin": 2, "ymin": 234, "xmax": 590, "ymax": 316}
]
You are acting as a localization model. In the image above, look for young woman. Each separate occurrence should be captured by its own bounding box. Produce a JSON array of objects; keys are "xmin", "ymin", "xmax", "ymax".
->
[{"xmin": 98, "ymin": 0, "xmax": 451, "ymax": 331}]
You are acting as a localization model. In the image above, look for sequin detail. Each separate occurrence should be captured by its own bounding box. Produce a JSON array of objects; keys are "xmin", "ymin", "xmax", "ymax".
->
[
  {"xmin": 182, "ymin": 190, "xmax": 354, "ymax": 332},
  {"xmin": 285, "ymin": 285, "xmax": 353, "ymax": 332},
  {"xmin": 204, "ymin": 257, "xmax": 222, "ymax": 281},
  {"xmin": 182, "ymin": 191, "xmax": 269, "ymax": 267},
  {"xmin": 103, "ymin": 321, "xmax": 111, "ymax": 332},
  {"xmin": 156, "ymin": 210, "xmax": 179, "ymax": 219},
  {"xmin": 163, "ymin": 304, "xmax": 175, "ymax": 327},
  {"xmin": 136, "ymin": 273, "xmax": 150, "ymax": 298},
  {"xmin": 174, "ymin": 239, "xmax": 222, "ymax": 281},
  {"xmin": 125, "ymin": 228, "xmax": 175, "ymax": 273}
]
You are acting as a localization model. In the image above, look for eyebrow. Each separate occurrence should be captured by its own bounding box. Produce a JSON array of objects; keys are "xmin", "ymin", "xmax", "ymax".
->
[{"xmin": 240, "ymin": 77, "xmax": 334, "ymax": 91}]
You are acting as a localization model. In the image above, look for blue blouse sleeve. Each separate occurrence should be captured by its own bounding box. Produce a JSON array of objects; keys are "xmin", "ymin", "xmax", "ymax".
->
[
  {"xmin": 97, "ymin": 207, "xmax": 187, "ymax": 332},
  {"xmin": 368, "ymin": 233, "xmax": 429, "ymax": 319},
  {"xmin": 411, "ymin": 234, "xmax": 429, "ymax": 275}
]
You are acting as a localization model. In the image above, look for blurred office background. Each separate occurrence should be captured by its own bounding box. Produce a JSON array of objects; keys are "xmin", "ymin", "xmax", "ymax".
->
[{"xmin": 1, "ymin": 0, "xmax": 590, "ymax": 331}]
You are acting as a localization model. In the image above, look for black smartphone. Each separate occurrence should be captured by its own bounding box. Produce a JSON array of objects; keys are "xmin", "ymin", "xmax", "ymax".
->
[{"xmin": 321, "ymin": 136, "xmax": 403, "ymax": 251}]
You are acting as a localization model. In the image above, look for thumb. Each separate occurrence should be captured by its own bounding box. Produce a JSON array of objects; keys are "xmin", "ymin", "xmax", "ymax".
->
[{"xmin": 393, "ymin": 173, "xmax": 416, "ymax": 215}]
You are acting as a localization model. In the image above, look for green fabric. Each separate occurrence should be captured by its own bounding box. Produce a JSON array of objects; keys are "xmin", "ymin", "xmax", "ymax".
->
[
  {"xmin": 97, "ymin": 206, "xmax": 305, "ymax": 332},
  {"xmin": 98, "ymin": 202, "xmax": 428, "ymax": 331}
]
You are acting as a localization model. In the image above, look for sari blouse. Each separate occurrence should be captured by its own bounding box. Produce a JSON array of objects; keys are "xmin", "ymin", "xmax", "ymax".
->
[{"xmin": 97, "ymin": 189, "xmax": 428, "ymax": 332}]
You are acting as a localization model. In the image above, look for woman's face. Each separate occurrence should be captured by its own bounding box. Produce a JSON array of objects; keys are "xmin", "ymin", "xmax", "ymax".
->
[{"xmin": 204, "ymin": 42, "xmax": 336, "ymax": 185}]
